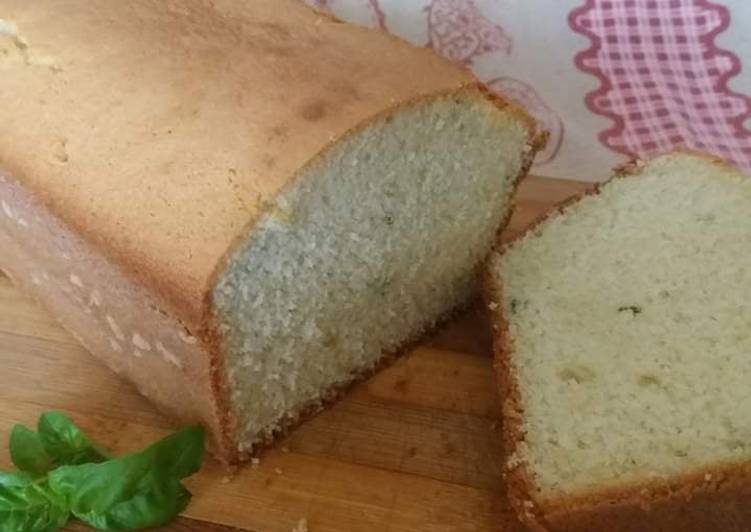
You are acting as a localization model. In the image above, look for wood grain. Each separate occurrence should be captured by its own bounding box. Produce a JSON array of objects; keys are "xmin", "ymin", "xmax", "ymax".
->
[
  {"xmin": 63, "ymin": 518, "xmax": 246, "ymax": 532},
  {"xmin": 0, "ymin": 176, "xmax": 588, "ymax": 532}
]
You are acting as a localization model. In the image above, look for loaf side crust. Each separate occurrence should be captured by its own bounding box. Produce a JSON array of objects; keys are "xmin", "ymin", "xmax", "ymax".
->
[
  {"xmin": 0, "ymin": 170, "xmax": 236, "ymax": 460},
  {"xmin": 485, "ymin": 151, "xmax": 751, "ymax": 531}
]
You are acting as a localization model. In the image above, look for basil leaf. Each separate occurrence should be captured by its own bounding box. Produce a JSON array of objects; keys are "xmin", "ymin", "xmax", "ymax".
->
[
  {"xmin": 48, "ymin": 426, "xmax": 205, "ymax": 531},
  {"xmin": 64, "ymin": 476, "xmax": 191, "ymax": 531},
  {"xmin": 0, "ymin": 471, "xmax": 34, "ymax": 487},
  {"xmin": 10, "ymin": 413, "xmax": 107, "ymax": 476},
  {"xmin": 38, "ymin": 412, "xmax": 109, "ymax": 466},
  {"xmin": 9, "ymin": 425, "xmax": 54, "ymax": 476},
  {"xmin": 0, "ymin": 471, "xmax": 69, "ymax": 532}
]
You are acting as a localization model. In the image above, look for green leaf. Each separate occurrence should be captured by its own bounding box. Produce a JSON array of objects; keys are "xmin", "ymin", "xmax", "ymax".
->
[
  {"xmin": 37, "ymin": 412, "xmax": 109, "ymax": 466},
  {"xmin": 0, "ymin": 471, "xmax": 69, "ymax": 532},
  {"xmin": 10, "ymin": 425, "xmax": 54, "ymax": 476},
  {"xmin": 10, "ymin": 413, "xmax": 108, "ymax": 477},
  {"xmin": 0, "ymin": 471, "xmax": 35, "ymax": 488},
  {"xmin": 48, "ymin": 426, "xmax": 205, "ymax": 531}
]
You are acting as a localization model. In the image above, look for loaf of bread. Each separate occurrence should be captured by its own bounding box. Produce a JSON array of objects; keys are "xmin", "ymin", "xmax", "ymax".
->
[
  {"xmin": 0, "ymin": 1, "xmax": 542, "ymax": 462},
  {"xmin": 487, "ymin": 152, "xmax": 751, "ymax": 530}
]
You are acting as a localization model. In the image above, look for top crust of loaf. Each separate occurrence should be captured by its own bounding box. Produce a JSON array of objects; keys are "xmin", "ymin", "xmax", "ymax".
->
[
  {"xmin": 0, "ymin": 0, "xmax": 536, "ymax": 331},
  {"xmin": 486, "ymin": 151, "xmax": 751, "ymax": 531}
]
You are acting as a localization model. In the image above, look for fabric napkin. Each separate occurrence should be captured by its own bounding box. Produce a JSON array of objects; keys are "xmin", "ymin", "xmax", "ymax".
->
[{"xmin": 306, "ymin": 0, "xmax": 751, "ymax": 181}]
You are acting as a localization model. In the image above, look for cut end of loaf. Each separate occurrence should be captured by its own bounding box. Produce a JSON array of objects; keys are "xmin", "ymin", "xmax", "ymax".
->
[
  {"xmin": 490, "ymin": 152, "xmax": 751, "ymax": 502},
  {"xmin": 212, "ymin": 90, "xmax": 535, "ymax": 454}
]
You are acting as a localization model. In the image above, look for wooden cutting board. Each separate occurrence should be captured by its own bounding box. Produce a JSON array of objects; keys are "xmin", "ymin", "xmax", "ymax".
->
[{"xmin": 0, "ymin": 176, "xmax": 590, "ymax": 532}]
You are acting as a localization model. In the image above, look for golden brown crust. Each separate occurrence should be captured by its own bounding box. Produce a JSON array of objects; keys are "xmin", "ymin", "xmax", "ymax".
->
[
  {"xmin": 535, "ymin": 462, "xmax": 751, "ymax": 532},
  {"xmin": 485, "ymin": 151, "xmax": 751, "ymax": 531},
  {"xmin": 484, "ymin": 265, "xmax": 545, "ymax": 529}
]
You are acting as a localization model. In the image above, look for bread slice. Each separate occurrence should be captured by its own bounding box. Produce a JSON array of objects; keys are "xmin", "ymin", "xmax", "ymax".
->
[
  {"xmin": 487, "ymin": 152, "xmax": 751, "ymax": 530},
  {"xmin": 0, "ymin": 1, "xmax": 543, "ymax": 463}
]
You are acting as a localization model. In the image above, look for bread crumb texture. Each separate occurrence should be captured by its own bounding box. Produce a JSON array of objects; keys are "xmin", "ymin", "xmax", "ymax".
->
[
  {"xmin": 214, "ymin": 92, "xmax": 529, "ymax": 452},
  {"xmin": 493, "ymin": 153, "xmax": 751, "ymax": 497}
]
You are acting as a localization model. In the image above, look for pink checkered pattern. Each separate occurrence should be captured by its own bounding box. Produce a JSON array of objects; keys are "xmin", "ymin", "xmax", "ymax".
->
[{"xmin": 570, "ymin": 0, "xmax": 751, "ymax": 170}]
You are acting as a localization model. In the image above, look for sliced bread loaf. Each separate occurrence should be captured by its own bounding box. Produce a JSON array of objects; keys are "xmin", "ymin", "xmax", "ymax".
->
[
  {"xmin": 487, "ymin": 152, "xmax": 751, "ymax": 530},
  {"xmin": 0, "ymin": 1, "xmax": 542, "ymax": 463}
]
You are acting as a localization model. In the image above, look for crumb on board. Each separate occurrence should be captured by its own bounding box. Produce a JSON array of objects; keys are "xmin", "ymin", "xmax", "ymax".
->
[
  {"xmin": 274, "ymin": 467, "xmax": 283, "ymax": 475},
  {"xmin": 292, "ymin": 517, "xmax": 309, "ymax": 532},
  {"xmin": 281, "ymin": 445, "xmax": 290, "ymax": 453},
  {"xmin": 251, "ymin": 457, "xmax": 261, "ymax": 468}
]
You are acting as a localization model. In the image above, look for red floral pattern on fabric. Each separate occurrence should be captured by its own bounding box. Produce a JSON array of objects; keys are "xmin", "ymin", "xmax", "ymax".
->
[
  {"xmin": 426, "ymin": 0, "xmax": 511, "ymax": 63},
  {"xmin": 570, "ymin": 0, "xmax": 751, "ymax": 169}
]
